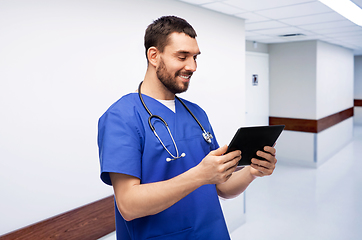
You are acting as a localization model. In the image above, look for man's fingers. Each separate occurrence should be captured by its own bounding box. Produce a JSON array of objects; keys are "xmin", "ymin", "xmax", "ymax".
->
[
  {"xmin": 251, "ymin": 159, "xmax": 274, "ymax": 169},
  {"xmin": 263, "ymin": 146, "xmax": 276, "ymax": 156},
  {"xmin": 223, "ymin": 149, "xmax": 242, "ymax": 162},
  {"xmin": 251, "ymin": 156, "xmax": 276, "ymax": 176},
  {"xmin": 256, "ymin": 150, "xmax": 276, "ymax": 163}
]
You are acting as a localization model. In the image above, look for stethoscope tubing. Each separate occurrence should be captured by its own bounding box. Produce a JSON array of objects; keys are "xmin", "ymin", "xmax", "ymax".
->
[{"xmin": 138, "ymin": 81, "xmax": 212, "ymax": 161}]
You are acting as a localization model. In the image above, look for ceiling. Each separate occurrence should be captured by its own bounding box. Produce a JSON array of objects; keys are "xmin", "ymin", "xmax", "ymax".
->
[{"xmin": 177, "ymin": 0, "xmax": 362, "ymax": 55}]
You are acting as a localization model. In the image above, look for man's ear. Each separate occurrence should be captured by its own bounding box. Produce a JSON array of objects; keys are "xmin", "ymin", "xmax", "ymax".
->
[{"xmin": 147, "ymin": 47, "xmax": 158, "ymax": 67}]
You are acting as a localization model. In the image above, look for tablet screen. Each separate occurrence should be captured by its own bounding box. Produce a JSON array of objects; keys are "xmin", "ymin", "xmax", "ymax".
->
[{"xmin": 225, "ymin": 125, "xmax": 285, "ymax": 166}]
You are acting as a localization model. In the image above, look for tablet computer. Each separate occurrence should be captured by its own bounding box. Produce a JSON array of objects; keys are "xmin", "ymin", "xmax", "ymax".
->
[{"xmin": 225, "ymin": 125, "xmax": 285, "ymax": 166}]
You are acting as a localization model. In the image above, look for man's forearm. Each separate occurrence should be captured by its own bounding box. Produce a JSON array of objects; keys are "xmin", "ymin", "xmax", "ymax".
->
[
  {"xmin": 111, "ymin": 146, "xmax": 241, "ymax": 221},
  {"xmin": 110, "ymin": 166, "xmax": 204, "ymax": 221}
]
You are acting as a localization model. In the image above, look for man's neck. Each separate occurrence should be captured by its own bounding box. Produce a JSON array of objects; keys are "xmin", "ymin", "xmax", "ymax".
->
[{"xmin": 141, "ymin": 68, "xmax": 175, "ymax": 100}]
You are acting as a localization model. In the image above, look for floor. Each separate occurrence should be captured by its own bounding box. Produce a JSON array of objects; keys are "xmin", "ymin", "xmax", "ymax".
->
[
  {"xmin": 231, "ymin": 125, "xmax": 362, "ymax": 240},
  {"xmin": 100, "ymin": 126, "xmax": 362, "ymax": 240}
]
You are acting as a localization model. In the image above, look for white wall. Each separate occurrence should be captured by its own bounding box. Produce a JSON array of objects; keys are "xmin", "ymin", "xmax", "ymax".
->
[
  {"xmin": 355, "ymin": 108, "xmax": 362, "ymax": 125},
  {"xmin": 316, "ymin": 41, "xmax": 354, "ymax": 119},
  {"xmin": 355, "ymin": 56, "xmax": 362, "ymax": 125},
  {"xmin": 0, "ymin": 0, "xmax": 246, "ymax": 235},
  {"xmin": 269, "ymin": 41, "xmax": 317, "ymax": 119},
  {"xmin": 273, "ymin": 117, "xmax": 353, "ymax": 167},
  {"xmin": 355, "ymin": 56, "xmax": 362, "ymax": 99},
  {"xmin": 275, "ymin": 131, "xmax": 316, "ymax": 167},
  {"xmin": 317, "ymin": 118, "xmax": 353, "ymax": 166},
  {"xmin": 245, "ymin": 40, "xmax": 268, "ymax": 54},
  {"xmin": 315, "ymin": 42, "xmax": 354, "ymax": 165},
  {"xmin": 269, "ymin": 40, "xmax": 354, "ymax": 167}
]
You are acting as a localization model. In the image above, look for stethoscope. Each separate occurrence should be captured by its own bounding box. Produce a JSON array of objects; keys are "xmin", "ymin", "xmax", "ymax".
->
[{"xmin": 138, "ymin": 81, "xmax": 213, "ymax": 162}]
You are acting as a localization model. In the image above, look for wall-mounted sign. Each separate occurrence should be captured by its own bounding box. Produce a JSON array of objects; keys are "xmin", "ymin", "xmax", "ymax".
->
[{"xmin": 252, "ymin": 74, "xmax": 258, "ymax": 86}]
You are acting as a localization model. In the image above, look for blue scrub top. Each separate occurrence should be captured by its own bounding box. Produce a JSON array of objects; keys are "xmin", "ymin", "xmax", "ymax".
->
[{"xmin": 98, "ymin": 93, "xmax": 230, "ymax": 240}]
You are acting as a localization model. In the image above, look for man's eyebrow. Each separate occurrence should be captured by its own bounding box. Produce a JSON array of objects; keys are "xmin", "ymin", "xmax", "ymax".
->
[{"xmin": 175, "ymin": 50, "xmax": 201, "ymax": 56}]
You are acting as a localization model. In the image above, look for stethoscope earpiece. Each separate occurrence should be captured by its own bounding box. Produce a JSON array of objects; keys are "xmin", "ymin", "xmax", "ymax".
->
[{"xmin": 138, "ymin": 81, "xmax": 212, "ymax": 162}]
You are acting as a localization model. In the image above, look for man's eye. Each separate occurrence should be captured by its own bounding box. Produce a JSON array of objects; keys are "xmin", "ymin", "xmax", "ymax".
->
[{"xmin": 179, "ymin": 56, "xmax": 186, "ymax": 60}]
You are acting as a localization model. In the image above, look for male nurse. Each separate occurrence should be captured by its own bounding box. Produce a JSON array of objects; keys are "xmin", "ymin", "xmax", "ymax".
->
[{"xmin": 98, "ymin": 16, "xmax": 277, "ymax": 240}]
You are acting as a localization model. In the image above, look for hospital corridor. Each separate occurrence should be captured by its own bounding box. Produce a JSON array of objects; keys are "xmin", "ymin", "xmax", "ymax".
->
[{"xmin": 1, "ymin": 0, "xmax": 362, "ymax": 239}]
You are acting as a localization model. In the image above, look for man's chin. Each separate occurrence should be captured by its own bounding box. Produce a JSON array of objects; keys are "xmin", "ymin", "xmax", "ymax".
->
[{"xmin": 176, "ymin": 82, "xmax": 189, "ymax": 94}]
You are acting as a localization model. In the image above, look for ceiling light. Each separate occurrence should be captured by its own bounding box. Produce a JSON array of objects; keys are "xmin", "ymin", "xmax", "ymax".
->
[
  {"xmin": 319, "ymin": 0, "xmax": 362, "ymax": 26},
  {"xmin": 279, "ymin": 33, "xmax": 306, "ymax": 39}
]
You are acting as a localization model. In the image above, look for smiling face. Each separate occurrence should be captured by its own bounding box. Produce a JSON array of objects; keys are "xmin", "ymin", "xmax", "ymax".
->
[{"xmin": 156, "ymin": 32, "xmax": 200, "ymax": 94}]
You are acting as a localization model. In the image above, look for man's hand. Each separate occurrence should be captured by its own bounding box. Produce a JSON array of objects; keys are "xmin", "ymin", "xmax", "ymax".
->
[
  {"xmin": 216, "ymin": 145, "xmax": 277, "ymax": 199},
  {"xmin": 250, "ymin": 146, "xmax": 277, "ymax": 177},
  {"xmin": 195, "ymin": 145, "xmax": 241, "ymax": 185}
]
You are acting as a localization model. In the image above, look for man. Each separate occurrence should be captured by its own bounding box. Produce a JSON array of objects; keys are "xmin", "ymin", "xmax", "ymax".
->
[{"xmin": 98, "ymin": 16, "xmax": 277, "ymax": 240}]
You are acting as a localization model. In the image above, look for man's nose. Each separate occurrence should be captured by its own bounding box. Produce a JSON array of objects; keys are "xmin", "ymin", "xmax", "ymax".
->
[{"xmin": 185, "ymin": 58, "xmax": 197, "ymax": 72}]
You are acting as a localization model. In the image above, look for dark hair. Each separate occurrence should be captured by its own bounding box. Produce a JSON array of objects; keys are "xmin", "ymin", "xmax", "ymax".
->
[{"xmin": 144, "ymin": 16, "xmax": 197, "ymax": 58}]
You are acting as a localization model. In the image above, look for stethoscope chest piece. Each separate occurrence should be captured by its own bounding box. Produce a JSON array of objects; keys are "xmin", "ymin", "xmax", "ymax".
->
[{"xmin": 203, "ymin": 131, "xmax": 213, "ymax": 144}]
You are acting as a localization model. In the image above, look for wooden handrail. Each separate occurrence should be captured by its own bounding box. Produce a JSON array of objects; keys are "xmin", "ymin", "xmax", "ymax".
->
[
  {"xmin": 269, "ymin": 107, "xmax": 353, "ymax": 133},
  {"xmin": 0, "ymin": 195, "xmax": 115, "ymax": 240}
]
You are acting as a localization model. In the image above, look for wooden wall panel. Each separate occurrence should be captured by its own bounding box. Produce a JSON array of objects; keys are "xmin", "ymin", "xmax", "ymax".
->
[
  {"xmin": 269, "ymin": 107, "xmax": 353, "ymax": 133},
  {"xmin": 0, "ymin": 195, "xmax": 115, "ymax": 240},
  {"xmin": 317, "ymin": 108, "xmax": 353, "ymax": 132},
  {"xmin": 355, "ymin": 99, "xmax": 362, "ymax": 107},
  {"xmin": 269, "ymin": 117, "xmax": 317, "ymax": 133}
]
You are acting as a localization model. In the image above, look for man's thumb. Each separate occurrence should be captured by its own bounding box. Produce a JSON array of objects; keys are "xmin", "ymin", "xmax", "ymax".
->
[{"xmin": 211, "ymin": 145, "xmax": 228, "ymax": 156}]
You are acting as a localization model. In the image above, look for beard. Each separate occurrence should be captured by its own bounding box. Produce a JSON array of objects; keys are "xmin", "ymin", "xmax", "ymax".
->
[{"xmin": 156, "ymin": 58, "xmax": 192, "ymax": 94}]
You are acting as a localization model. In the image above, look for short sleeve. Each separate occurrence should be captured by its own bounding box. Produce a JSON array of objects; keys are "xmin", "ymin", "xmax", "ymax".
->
[{"xmin": 97, "ymin": 102, "xmax": 143, "ymax": 185}]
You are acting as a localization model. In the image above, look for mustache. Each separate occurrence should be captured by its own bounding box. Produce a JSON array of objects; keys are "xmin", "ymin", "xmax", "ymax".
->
[{"xmin": 175, "ymin": 70, "xmax": 193, "ymax": 78}]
